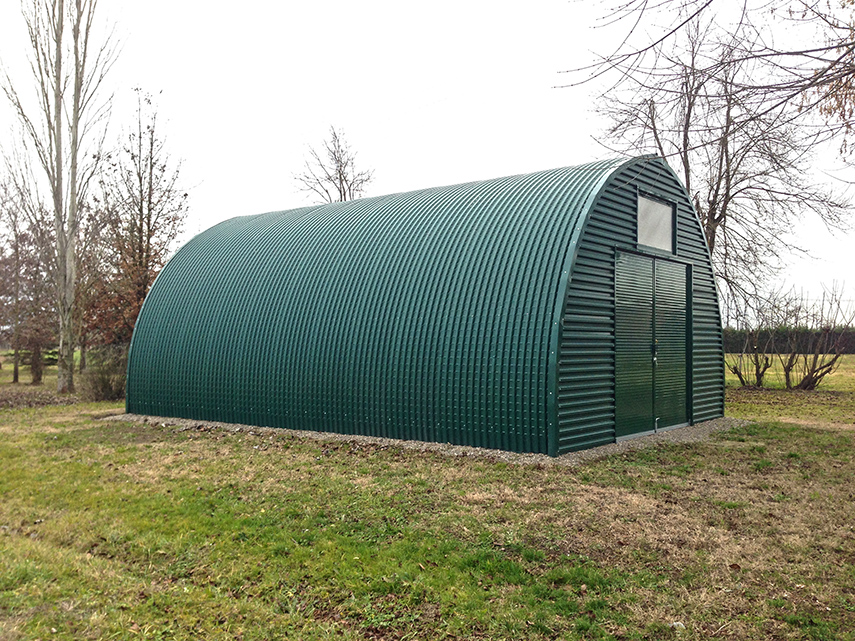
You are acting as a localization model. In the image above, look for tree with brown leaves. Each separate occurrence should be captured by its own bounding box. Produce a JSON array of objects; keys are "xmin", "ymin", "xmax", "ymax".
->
[{"xmin": 84, "ymin": 90, "xmax": 188, "ymax": 347}]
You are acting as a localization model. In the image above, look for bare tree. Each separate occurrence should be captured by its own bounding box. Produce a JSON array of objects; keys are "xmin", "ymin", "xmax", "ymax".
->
[
  {"xmin": 74, "ymin": 197, "xmax": 107, "ymax": 370},
  {"xmin": 0, "ymin": 179, "xmax": 24, "ymax": 382},
  {"xmin": 595, "ymin": 16, "xmax": 849, "ymax": 291},
  {"xmin": 776, "ymin": 287, "xmax": 855, "ymax": 390},
  {"xmin": 16, "ymin": 229, "xmax": 55, "ymax": 386},
  {"xmin": 295, "ymin": 126, "xmax": 374, "ymax": 203},
  {"xmin": 2, "ymin": 0, "xmax": 116, "ymax": 393},
  {"xmin": 568, "ymin": 0, "xmax": 855, "ymax": 137},
  {"xmin": 725, "ymin": 289, "xmax": 778, "ymax": 388},
  {"xmin": 85, "ymin": 89, "xmax": 188, "ymax": 347},
  {"xmin": 725, "ymin": 284, "xmax": 854, "ymax": 390},
  {"xmin": 0, "ymin": 180, "xmax": 56, "ymax": 385}
]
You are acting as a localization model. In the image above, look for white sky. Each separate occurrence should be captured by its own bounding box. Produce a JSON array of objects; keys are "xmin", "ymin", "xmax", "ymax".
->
[{"xmin": 0, "ymin": 0, "xmax": 852, "ymax": 302}]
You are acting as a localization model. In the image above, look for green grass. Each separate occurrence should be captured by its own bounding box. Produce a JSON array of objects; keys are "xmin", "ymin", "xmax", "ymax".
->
[
  {"xmin": 1, "ymin": 360, "xmax": 854, "ymax": 639},
  {"xmin": 724, "ymin": 353, "xmax": 855, "ymax": 392},
  {"xmin": 726, "ymin": 354, "xmax": 855, "ymax": 424}
]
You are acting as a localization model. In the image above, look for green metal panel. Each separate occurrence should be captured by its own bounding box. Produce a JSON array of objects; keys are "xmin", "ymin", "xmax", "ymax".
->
[
  {"xmin": 128, "ymin": 159, "xmax": 631, "ymax": 454},
  {"xmin": 614, "ymin": 252, "xmax": 655, "ymax": 438},
  {"xmin": 613, "ymin": 253, "xmax": 688, "ymax": 437},
  {"xmin": 556, "ymin": 156, "xmax": 723, "ymax": 453},
  {"xmin": 654, "ymin": 260, "xmax": 689, "ymax": 428},
  {"xmin": 127, "ymin": 155, "xmax": 723, "ymax": 455}
]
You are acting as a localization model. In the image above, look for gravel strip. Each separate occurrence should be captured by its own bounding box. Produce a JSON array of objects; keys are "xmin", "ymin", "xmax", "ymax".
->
[{"xmin": 106, "ymin": 412, "xmax": 748, "ymax": 467}]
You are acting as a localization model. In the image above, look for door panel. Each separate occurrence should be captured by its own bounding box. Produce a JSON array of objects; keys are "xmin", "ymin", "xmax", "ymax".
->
[
  {"xmin": 615, "ymin": 253, "xmax": 654, "ymax": 438},
  {"xmin": 654, "ymin": 260, "xmax": 688, "ymax": 428},
  {"xmin": 615, "ymin": 252, "xmax": 688, "ymax": 438}
]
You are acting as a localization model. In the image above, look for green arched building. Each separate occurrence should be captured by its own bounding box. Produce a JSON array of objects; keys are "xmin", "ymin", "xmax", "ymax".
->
[{"xmin": 126, "ymin": 156, "xmax": 724, "ymax": 455}]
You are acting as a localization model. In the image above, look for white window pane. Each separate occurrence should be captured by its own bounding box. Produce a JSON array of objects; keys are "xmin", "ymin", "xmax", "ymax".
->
[{"xmin": 638, "ymin": 195, "xmax": 673, "ymax": 252}]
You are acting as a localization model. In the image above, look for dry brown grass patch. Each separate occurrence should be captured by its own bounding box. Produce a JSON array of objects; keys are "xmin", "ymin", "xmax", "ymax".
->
[{"xmin": 778, "ymin": 417, "xmax": 855, "ymax": 430}]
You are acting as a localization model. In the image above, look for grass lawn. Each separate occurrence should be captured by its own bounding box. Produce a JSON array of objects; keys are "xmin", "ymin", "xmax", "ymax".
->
[
  {"xmin": 726, "ymin": 354, "xmax": 855, "ymax": 425},
  {"xmin": 1, "ymin": 359, "xmax": 854, "ymax": 639}
]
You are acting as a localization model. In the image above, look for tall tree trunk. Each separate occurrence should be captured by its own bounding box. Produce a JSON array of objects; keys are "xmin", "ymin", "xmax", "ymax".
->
[
  {"xmin": 79, "ymin": 334, "xmax": 87, "ymax": 372},
  {"xmin": 12, "ymin": 223, "xmax": 21, "ymax": 385},
  {"xmin": 30, "ymin": 343, "xmax": 43, "ymax": 386},
  {"xmin": 57, "ymin": 288, "xmax": 76, "ymax": 392},
  {"xmin": 53, "ymin": 0, "xmax": 74, "ymax": 394}
]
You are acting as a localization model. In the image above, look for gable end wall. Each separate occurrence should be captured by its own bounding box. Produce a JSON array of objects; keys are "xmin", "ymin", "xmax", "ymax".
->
[{"xmin": 556, "ymin": 159, "xmax": 724, "ymax": 454}]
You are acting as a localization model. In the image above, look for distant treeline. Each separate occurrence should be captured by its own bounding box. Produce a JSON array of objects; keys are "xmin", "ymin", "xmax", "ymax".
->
[{"xmin": 723, "ymin": 327, "xmax": 855, "ymax": 354}]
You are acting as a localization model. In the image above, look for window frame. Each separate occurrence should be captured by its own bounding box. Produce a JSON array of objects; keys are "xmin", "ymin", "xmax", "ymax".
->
[{"xmin": 636, "ymin": 192, "xmax": 676, "ymax": 255}]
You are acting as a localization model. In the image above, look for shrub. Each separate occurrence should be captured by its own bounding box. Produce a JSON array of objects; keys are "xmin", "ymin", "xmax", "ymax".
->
[
  {"xmin": 78, "ymin": 345, "xmax": 128, "ymax": 401},
  {"xmin": 0, "ymin": 349, "xmax": 58, "ymax": 367}
]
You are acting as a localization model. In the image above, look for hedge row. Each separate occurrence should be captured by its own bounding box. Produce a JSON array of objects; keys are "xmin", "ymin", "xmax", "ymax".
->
[{"xmin": 723, "ymin": 327, "xmax": 855, "ymax": 354}]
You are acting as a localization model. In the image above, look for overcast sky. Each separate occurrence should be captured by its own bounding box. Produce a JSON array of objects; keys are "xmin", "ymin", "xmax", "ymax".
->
[{"xmin": 0, "ymin": 0, "xmax": 852, "ymax": 302}]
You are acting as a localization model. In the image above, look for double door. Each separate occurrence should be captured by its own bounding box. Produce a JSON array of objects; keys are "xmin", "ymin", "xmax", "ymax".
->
[{"xmin": 615, "ymin": 252, "xmax": 689, "ymax": 438}]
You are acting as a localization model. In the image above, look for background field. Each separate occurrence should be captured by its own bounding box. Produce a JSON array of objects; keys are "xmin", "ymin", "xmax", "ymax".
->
[
  {"xmin": 1, "ymin": 358, "xmax": 853, "ymax": 640},
  {"xmin": 724, "ymin": 354, "xmax": 855, "ymax": 392},
  {"xmin": 725, "ymin": 355, "xmax": 855, "ymax": 425}
]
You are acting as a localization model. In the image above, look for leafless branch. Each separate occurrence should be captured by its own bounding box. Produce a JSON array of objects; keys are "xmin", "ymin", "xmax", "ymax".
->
[
  {"xmin": 1, "ymin": 0, "xmax": 117, "ymax": 392},
  {"xmin": 596, "ymin": 13, "xmax": 850, "ymax": 293},
  {"xmin": 294, "ymin": 126, "xmax": 374, "ymax": 204}
]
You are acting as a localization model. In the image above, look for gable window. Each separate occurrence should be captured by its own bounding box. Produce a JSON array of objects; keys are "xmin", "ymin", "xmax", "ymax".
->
[{"xmin": 637, "ymin": 194, "xmax": 674, "ymax": 253}]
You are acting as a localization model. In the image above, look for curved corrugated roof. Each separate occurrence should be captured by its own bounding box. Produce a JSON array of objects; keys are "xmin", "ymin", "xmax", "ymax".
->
[{"xmin": 126, "ymin": 157, "xmax": 640, "ymax": 452}]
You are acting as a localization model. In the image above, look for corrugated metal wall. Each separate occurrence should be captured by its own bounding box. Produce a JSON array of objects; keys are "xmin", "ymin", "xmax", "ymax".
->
[
  {"xmin": 128, "ymin": 160, "xmax": 632, "ymax": 454},
  {"xmin": 127, "ymin": 156, "xmax": 723, "ymax": 455},
  {"xmin": 556, "ymin": 157, "xmax": 724, "ymax": 454}
]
